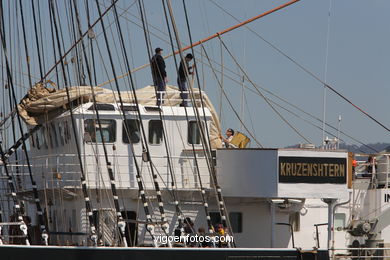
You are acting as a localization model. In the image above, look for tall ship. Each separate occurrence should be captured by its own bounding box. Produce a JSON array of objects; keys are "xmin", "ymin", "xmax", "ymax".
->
[{"xmin": 0, "ymin": 0, "xmax": 388, "ymax": 259}]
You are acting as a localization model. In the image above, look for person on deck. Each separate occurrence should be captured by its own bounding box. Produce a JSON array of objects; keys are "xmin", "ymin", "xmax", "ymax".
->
[
  {"xmin": 177, "ymin": 53, "xmax": 194, "ymax": 107},
  {"xmin": 197, "ymin": 227, "xmax": 212, "ymax": 247},
  {"xmin": 151, "ymin": 47, "xmax": 167, "ymax": 106},
  {"xmin": 184, "ymin": 217, "xmax": 194, "ymax": 234},
  {"xmin": 220, "ymin": 128, "xmax": 236, "ymax": 148}
]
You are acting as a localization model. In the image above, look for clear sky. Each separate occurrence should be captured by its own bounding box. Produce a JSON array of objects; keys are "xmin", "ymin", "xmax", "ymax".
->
[{"xmin": 1, "ymin": 0, "xmax": 389, "ymax": 149}]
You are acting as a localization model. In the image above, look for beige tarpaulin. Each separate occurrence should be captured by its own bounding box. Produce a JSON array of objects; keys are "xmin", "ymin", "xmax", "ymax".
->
[{"xmin": 18, "ymin": 83, "xmax": 222, "ymax": 148}]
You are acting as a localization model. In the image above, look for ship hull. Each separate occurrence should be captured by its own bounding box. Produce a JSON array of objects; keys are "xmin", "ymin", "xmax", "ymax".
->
[{"xmin": 0, "ymin": 245, "xmax": 328, "ymax": 260}]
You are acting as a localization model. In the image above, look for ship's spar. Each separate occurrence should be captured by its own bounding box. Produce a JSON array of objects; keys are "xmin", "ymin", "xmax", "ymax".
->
[{"xmin": 97, "ymin": 0, "xmax": 301, "ymax": 88}]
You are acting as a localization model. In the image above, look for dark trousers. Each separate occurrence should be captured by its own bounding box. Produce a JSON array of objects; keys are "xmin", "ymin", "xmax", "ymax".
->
[
  {"xmin": 154, "ymin": 77, "xmax": 166, "ymax": 106},
  {"xmin": 177, "ymin": 78, "xmax": 188, "ymax": 107}
]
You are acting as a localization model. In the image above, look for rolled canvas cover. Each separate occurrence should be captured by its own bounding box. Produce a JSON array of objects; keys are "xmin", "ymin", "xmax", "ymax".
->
[{"xmin": 17, "ymin": 83, "xmax": 223, "ymax": 149}]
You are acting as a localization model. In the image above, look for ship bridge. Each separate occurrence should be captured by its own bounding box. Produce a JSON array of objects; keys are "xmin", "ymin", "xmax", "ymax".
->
[{"xmin": 24, "ymin": 101, "xmax": 215, "ymax": 192}]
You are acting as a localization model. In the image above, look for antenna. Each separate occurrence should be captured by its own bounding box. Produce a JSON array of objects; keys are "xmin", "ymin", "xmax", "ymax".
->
[
  {"xmin": 337, "ymin": 115, "xmax": 341, "ymax": 149},
  {"xmin": 322, "ymin": 0, "xmax": 333, "ymax": 149},
  {"xmin": 240, "ymin": 75, "xmax": 245, "ymax": 132}
]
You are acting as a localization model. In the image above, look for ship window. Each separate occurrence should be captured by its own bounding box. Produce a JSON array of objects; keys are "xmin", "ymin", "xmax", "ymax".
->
[
  {"xmin": 64, "ymin": 121, "xmax": 71, "ymax": 143},
  {"xmin": 58, "ymin": 122, "xmax": 65, "ymax": 146},
  {"xmin": 120, "ymin": 105, "xmax": 138, "ymax": 112},
  {"xmin": 47, "ymin": 124, "xmax": 54, "ymax": 149},
  {"xmin": 30, "ymin": 133, "xmax": 35, "ymax": 148},
  {"xmin": 188, "ymin": 121, "xmax": 203, "ymax": 144},
  {"xmin": 149, "ymin": 120, "xmax": 163, "ymax": 145},
  {"xmin": 84, "ymin": 119, "xmax": 116, "ymax": 143},
  {"xmin": 123, "ymin": 119, "xmax": 140, "ymax": 144},
  {"xmin": 51, "ymin": 122, "xmax": 59, "ymax": 147},
  {"xmin": 289, "ymin": 212, "xmax": 300, "ymax": 232},
  {"xmin": 88, "ymin": 103, "xmax": 115, "ymax": 111},
  {"xmin": 41, "ymin": 126, "xmax": 48, "ymax": 149},
  {"xmin": 334, "ymin": 213, "xmax": 346, "ymax": 230},
  {"xmin": 35, "ymin": 132, "xmax": 40, "ymax": 150},
  {"xmin": 229, "ymin": 212, "xmax": 243, "ymax": 233},
  {"xmin": 144, "ymin": 106, "xmax": 162, "ymax": 112}
]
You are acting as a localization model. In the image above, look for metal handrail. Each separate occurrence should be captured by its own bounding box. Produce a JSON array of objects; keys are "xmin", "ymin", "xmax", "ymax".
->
[
  {"xmin": 332, "ymin": 247, "xmax": 390, "ymax": 259},
  {"xmin": 2, "ymin": 153, "xmax": 212, "ymax": 190}
]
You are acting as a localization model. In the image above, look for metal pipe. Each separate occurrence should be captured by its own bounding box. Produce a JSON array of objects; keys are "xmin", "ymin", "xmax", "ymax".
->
[
  {"xmin": 331, "ymin": 193, "xmax": 352, "ymax": 256},
  {"xmin": 270, "ymin": 202, "xmax": 275, "ymax": 248},
  {"xmin": 321, "ymin": 198, "xmax": 337, "ymax": 249}
]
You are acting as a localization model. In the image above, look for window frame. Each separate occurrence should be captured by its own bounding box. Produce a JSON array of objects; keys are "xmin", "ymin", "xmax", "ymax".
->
[
  {"xmin": 122, "ymin": 119, "xmax": 141, "ymax": 144},
  {"xmin": 84, "ymin": 119, "xmax": 117, "ymax": 143},
  {"xmin": 148, "ymin": 120, "xmax": 163, "ymax": 145},
  {"xmin": 187, "ymin": 121, "xmax": 204, "ymax": 145},
  {"xmin": 334, "ymin": 213, "xmax": 346, "ymax": 230},
  {"xmin": 30, "ymin": 131, "xmax": 35, "ymax": 148},
  {"xmin": 51, "ymin": 122, "xmax": 59, "ymax": 147},
  {"xmin": 64, "ymin": 121, "xmax": 71, "ymax": 143},
  {"xmin": 47, "ymin": 123, "xmax": 54, "ymax": 149},
  {"xmin": 41, "ymin": 126, "xmax": 48, "ymax": 149},
  {"xmin": 58, "ymin": 122, "xmax": 65, "ymax": 146},
  {"xmin": 35, "ymin": 132, "xmax": 40, "ymax": 150}
]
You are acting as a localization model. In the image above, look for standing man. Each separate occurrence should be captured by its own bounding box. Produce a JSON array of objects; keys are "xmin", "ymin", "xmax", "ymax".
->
[
  {"xmin": 177, "ymin": 53, "xmax": 194, "ymax": 107},
  {"xmin": 151, "ymin": 47, "xmax": 167, "ymax": 106}
]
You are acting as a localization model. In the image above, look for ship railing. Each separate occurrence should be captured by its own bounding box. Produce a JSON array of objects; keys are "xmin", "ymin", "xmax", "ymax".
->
[
  {"xmin": 354, "ymin": 154, "xmax": 390, "ymax": 189},
  {"xmin": 331, "ymin": 247, "xmax": 390, "ymax": 259},
  {"xmin": 376, "ymin": 153, "xmax": 390, "ymax": 189},
  {"xmin": 2, "ymin": 153, "xmax": 212, "ymax": 191},
  {"xmin": 117, "ymin": 90, "xmax": 206, "ymax": 104}
]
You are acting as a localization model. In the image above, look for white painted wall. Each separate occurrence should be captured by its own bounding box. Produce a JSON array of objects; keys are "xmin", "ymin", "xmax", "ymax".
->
[{"xmin": 217, "ymin": 149, "xmax": 278, "ymax": 198}]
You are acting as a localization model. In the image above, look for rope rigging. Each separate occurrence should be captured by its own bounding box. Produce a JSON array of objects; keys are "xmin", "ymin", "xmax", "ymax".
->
[
  {"xmin": 181, "ymin": 0, "xmax": 236, "ymax": 246},
  {"xmin": 72, "ymin": 0, "xmax": 131, "ymax": 246},
  {"xmin": 159, "ymin": 0, "xmax": 211, "ymax": 236},
  {"xmin": 0, "ymin": 138, "xmax": 29, "ymax": 245},
  {"xmin": 48, "ymin": 1, "xmax": 60, "ymax": 88},
  {"xmin": 0, "ymin": 0, "xmax": 49, "ymax": 245},
  {"xmin": 0, "ymin": 0, "xmax": 386, "ymax": 249},
  {"xmin": 96, "ymin": 0, "xmax": 301, "ymax": 87},
  {"xmin": 200, "ymin": 44, "xmax": 263, "ymax": 148},
  {"xmin": 31, "ymin": 0, "xmax": 45, "ymax": 80},
  {"xmin": 136, "ymin": 0, "xmax": 171, "ymax": 238},
  {"xmin": 48, "ymin": 0, "xmax": 99, "ymax": 245},
  {"xmin": 41, "ymin": 0, "xmax": 119, "ymax": 84},
  {"xmin": 218, "ymin": 35, "xmax": 313, "ymax": 144},
  {"xmin": 105, "ymin": 0, "xmax": 385, "ymax": 150},
  {"xmin": 162, "ymin": 0, "xmax": 216, "ymax": 236},
  {"xmin": 18, "ymin": 0, "xmax": 33, "ymax": 90},
  {"xmin": 209, "ymin": 0, "xmax": 389, "ymax": 134},
  {"xmin": 137, "ymin": 0, "xmax": 187, "ymax": 239},
  {"xmin": 90, "ymin": 3, "xmax": 374, "ymax": 151},
  {"xmin": 95, "ymin": 0, "xmax": 162, "ymax": 243}
]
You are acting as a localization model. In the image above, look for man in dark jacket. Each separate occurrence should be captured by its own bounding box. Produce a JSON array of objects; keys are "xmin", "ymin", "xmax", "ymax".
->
[
  {"xmin": 151, "ymin": 47, "xmax": 167, "ymax": 106},
  {"xmin": 177, "ymin": 53, "xmax": 194, "ymax": 107}
]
